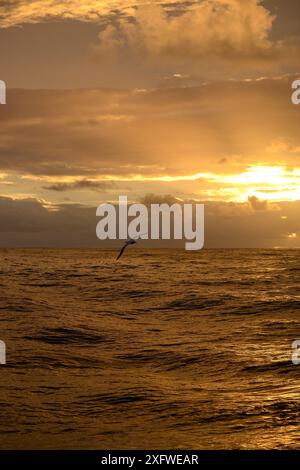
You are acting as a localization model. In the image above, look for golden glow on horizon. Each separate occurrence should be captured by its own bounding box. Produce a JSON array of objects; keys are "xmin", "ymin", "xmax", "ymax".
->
[
  {"xmin": 237, "ymin": 166, "xmax": 300, "ymax": 202},
  {"xmin": 20, "ymin": 165, "xmax": 300, "ymax": 202}
]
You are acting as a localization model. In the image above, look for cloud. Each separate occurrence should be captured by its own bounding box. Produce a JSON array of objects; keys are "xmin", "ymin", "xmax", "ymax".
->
[
  {"xmin": 1, "ymin": 1, "xmax": 277, "ymax": 63},
  {"xmin": 139, "ymin": 193, "xmax": 181, "ymax": 206},
  {"xmin": 93, "ymin": 1, "xmax": 275, "ymax": 63},
  {"xmin": 0, "ymin": 196, "xmax": 98, "ymax": 246},
  {"xmin": 0, "ymin": 1, "xmax": 199, "ymax": 28},
  {"xmin": 267, "ymin": 138, "xmax": 300, "ymax": 154},
  {"xmin": 205, "ymin": 199, "xmax": 300, "ymax": 248},
  {"xmin": 0, "ymin": 195, "xmax": 300, "ymax": 248},
  {"xmin": 1, "ymin": 74, "xmax": 300, "ymax": 206},
  {"xmin": 0, "ymin": 0, "xmax": 131, "ymax": 28},
  {"xmin": 248, "ymin": 195, "xmax": 268, "ymax": 211},
  {"xmin": 2, "ymin": 0, "xmax": 300, "ymax": 89},
  {"xmin": 43, "ymin": 179, "xmax": 115, "ymax": 192}
]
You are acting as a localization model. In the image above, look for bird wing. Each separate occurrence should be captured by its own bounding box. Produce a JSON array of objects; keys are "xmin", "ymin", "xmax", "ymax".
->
[{"xmin": 116, "ymin": 243, "xmax": 128, "ymax": 261}]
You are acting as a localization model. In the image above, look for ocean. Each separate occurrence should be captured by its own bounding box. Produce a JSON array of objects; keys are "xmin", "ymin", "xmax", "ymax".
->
[{"xmin": 0, "ymin": 248, "xmax": 299, "ymax": 449}]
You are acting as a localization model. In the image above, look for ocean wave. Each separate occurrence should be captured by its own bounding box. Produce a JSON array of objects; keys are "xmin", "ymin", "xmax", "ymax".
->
[{"xmin": 24, "ymin": 327, "xmax": 108, "ymax": 345}]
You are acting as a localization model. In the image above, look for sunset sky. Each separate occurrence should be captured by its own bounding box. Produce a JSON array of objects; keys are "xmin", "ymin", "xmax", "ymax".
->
[{"xmin": 0, "ymin": 0, "xmax": 300, "ymax": 247}]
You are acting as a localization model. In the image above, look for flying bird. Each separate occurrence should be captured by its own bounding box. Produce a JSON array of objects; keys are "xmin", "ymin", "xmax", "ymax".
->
[{"xmin": 116, "ymin": 238, "xmax": 137, "ymax": 261}]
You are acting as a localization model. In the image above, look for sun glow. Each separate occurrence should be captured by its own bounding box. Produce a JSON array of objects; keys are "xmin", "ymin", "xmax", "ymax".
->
[
  {"xmin": 232, "ymin": 165, "xmax": 300, "ymax": 202},
  {"xmin": 19, "ymin": 164, "xmax": 300, "ymax": 203}
]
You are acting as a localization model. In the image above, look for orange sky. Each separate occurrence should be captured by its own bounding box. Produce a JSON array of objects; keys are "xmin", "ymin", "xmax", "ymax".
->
[{"xmin": 0, "ymin": 0, "xmax": 300, "ymax": 247}]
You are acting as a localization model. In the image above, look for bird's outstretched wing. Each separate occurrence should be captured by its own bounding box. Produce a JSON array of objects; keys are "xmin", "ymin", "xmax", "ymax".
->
[{"xmin": 116, "ymin": 243, "xmax": 128, "ymax": 261}]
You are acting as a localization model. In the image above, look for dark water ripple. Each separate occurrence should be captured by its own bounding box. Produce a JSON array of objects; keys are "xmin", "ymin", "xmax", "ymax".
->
[{"xmin": 0, "ymin": 248, "xmax": 300, "ymax": 449}]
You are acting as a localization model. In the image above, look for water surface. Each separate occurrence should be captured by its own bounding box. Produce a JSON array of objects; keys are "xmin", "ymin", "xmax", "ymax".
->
[{"xmin": 0, "ymin": 249, "xmax": 299, "ymax": 449}]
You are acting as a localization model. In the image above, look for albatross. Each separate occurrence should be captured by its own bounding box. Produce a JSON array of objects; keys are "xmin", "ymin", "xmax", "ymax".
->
[{"xmin": 116, "ymin": 238, "xmax": 137, "ymax": 261}]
